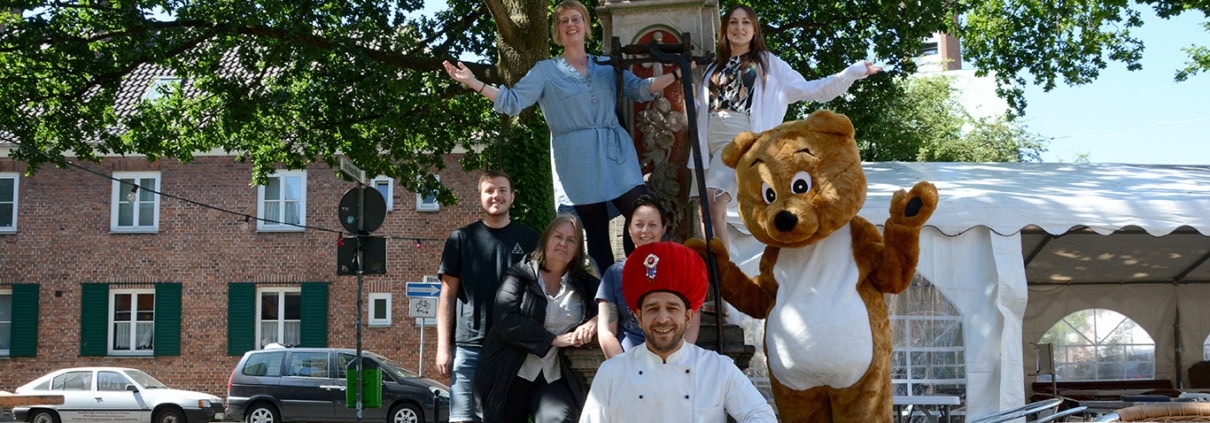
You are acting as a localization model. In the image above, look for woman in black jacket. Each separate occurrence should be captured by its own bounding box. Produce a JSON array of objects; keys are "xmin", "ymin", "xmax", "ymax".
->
[{"xmin": 474, "ymin": 213, "xmax": 600, "ymax": 422}]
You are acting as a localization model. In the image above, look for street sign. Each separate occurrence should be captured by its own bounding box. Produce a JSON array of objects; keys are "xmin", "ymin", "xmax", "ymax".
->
[
  {"xmin": 409, "ymin": 297, "xmax": 437, "ymax": 318},
  {"xmin": 340, "ymin": 156, "xmax": 366, "ymax": 184},
  {"xmin": 405, "ymin": 281, "xmax": 441, "ymax": 297},
  {"xmin": 338, "ymin": 187, "xmax": 387, "ymax": 234}
]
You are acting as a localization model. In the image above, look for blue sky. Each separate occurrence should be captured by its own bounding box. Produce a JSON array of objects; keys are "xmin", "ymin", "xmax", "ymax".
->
[{"xmin": 1020, "ymin": 9, "xmax": 1210, "ymax": 165}]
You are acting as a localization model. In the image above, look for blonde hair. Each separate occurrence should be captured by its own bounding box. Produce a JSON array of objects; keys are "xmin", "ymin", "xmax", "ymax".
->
[
  {"xmin": 551, "ymin": 0, "xmax": 593, "ymax": 46},
  {"xmin": 530, "ymin": 213, "xmax": 588, "ymax": 276}
]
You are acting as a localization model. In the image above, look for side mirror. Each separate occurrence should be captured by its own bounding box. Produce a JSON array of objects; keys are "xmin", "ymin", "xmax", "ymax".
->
[{"xmin": 125, "ymin": 384, "xmax": 140, "ymax": 392}]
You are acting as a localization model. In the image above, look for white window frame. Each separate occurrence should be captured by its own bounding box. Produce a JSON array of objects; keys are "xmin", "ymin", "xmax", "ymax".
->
[
  {"xmin": 368, "ymin": 293, "xmax": 392, "ymax": 327},
  {"xmin": 257, "ymin": 170, "xmax": 307, "ymax": 232},
  {"xmin": 110, "ymin": 171, "xmax": 161, "ymax": 233},
  {"xmin": 1, "ymin": 288, "xmax": 11, "ymax": 356},
  {"xmin": 416, "ymin": 175, "xmax": 440, "ymax": 212},
  {"xmin": 256, "ymin": 287, "xmax": 302, "ymax": 349},
  {"xmin": 108, "ymin": 288, "xmax": 156, "ymax": 356},
  {"xmin": 0, "ymin": 173, "xmax": 17, "ymax": 233},
  {"xmin": 371, "ymin": 176, "xmax": 394, "ymax": 212},
  {"xmin": 142, "ymin": 76, "xmax": 183, "ymax": 102}
]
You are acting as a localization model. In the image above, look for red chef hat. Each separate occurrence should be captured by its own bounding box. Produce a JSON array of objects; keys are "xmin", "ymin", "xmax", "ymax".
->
[{"xmin": 622, "ymin": 241, "xmax": 707, "ymax": 313}]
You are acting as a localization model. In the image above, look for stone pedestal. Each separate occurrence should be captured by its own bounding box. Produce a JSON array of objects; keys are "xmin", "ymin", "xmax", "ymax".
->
[{"xmin": 596, "ymin": 0, "xmax": 720, "ymax": 242}]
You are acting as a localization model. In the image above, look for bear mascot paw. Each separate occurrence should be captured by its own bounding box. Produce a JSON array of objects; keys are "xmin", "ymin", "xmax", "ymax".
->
[{"xmin": 686, "ymin": 110, "xmax": 938, "ymax": 423}]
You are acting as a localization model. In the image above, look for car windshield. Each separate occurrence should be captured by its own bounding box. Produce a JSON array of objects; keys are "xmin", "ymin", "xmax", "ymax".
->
[
  {"xmin": 372, "ymin": 354, "xmax": 418, "ymax": 379},
  {"xmin": 124, "ymin": 369, "xmax": 169, "ymax": 389}
]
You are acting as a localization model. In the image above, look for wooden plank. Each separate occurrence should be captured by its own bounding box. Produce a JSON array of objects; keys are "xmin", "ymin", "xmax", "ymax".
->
[{"xmin": 0, "ymin": 393, "xmax": 66, "ymax": 407}]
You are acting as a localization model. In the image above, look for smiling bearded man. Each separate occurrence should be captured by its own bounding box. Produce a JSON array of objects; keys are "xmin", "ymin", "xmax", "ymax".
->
[{"xmin": 579, "ymin": 242, "xmax": 776, "ymax": 422}]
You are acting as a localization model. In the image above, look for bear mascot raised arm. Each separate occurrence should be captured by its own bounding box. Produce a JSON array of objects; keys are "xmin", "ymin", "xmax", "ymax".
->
[{"xmin": 686, "ymin": 110, "xmax": 938, "ymax": 423}]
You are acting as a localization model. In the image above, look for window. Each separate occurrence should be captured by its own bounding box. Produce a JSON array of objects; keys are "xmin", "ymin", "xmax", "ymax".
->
[
  {"xmin": 228, "ymin": 282, "xmax": 328, "ymax": 356},
  {"xmin": 52, "ymin": 370, "xmax": 94, "ymax": 391},
  {"xmin": 888, "ymin": 276, "xmax": 966, "ymax": 398},
  {"xmin": 97, "ymin": 371, "xmax": 130, "ymax": 391},
  {"xmin": 109, "ymin": 289, "xmax": 155, "ymax": 355},
  {"xmin": 369, "ymin": 293, "xmax": 392, "ymax": 327},
  {"xmin": 0, "ymin": 173, "xmax": 16, "ymax": 232},
  {"xmin": 111, "ymin": 172, "xmax": 161, "ymax": 232},
  {"xmin": 257, "ymin": 288, "xmax": 302, "ymax": 348},
  {"xmin": 1204, "ymin": 333, "xmax": 1210, "ymax": 361},
  {"xmin": 371, "ymin": 176, "xmax": 394, "ymax": 212},
  {"xmin": 287, "ymin": 351, "xmax": 330, "ymax": 378},
  {"xmin": 257, "ymin": 170, "xmax": 307, "ymax": 232},
  {"xmin": 1040, "ymin": 308, "xmax": 1156, "ymax": 381},
  {"xmin": 142, "ymin": 77, "xmax": 182, "ymax": 102},
  {"xmin": 417, "ymin": 175, "xmax": 440, "ymax": 212},
  {"xmin": 242, "ymin": 350, "xmax": 285, "ymax": 377},
  {"xmin": 0, "ymin": 289, "xmax": 10, "ymax": 356}
]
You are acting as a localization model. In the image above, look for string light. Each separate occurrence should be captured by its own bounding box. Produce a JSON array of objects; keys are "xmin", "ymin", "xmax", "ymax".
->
[{"xmin": 415, "ymin": 239, "xmax": 422, "ymax": 249}]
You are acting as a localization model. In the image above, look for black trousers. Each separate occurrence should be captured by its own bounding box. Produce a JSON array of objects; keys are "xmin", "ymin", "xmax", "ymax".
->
[
  {"xmin": 491, "ymin": 373, "xmax": 578, "ymax": 423},
  {"xmin": 575, "ymin": 184, "xmax": 647, "ymax": 272}
]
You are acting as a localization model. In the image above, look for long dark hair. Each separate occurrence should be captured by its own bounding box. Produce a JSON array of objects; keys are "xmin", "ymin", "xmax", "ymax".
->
[
  {"xmin": 530, "ymin": 213, "xmax": 588, "ymax": 276},
  {"xmin": 713, "ymin": 5, "xmax": 770, "ymax": 78}
]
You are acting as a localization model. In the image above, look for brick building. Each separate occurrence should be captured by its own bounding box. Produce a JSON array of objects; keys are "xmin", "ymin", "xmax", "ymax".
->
[{"xmin": 0, "ymin": 152, "xmax": 480, "ymax": 396}]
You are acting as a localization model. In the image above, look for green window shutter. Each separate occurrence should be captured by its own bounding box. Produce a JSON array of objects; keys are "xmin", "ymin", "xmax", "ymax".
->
[
  {"xmin": 154, "ymin": 283, "xmax": 182, "ymax": 356},
  {"xmin": 299, "ymin": 282, "xmax": 328, "ymax": 348},
  {"xmin": 10, "ymin": 284, "xmax": 40, "ymax": 357},
  {"xmin": 228, "ymin": 283, "xmax": 256, "ymax": 356},
  {"xmin": 80, "ymin": 284, "xmax": 109, "ymax": 356}
]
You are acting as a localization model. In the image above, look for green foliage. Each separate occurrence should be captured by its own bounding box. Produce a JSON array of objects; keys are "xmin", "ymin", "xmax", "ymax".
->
[{"xmin": 1, "ymin": 0, "xmax": 1206, "ymax": 216}]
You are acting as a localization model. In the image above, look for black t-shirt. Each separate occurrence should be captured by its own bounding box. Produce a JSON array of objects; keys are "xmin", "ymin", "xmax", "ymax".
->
[{"xmin": 438, "ymin": 220, "xmax": 539, "ymax": 347}]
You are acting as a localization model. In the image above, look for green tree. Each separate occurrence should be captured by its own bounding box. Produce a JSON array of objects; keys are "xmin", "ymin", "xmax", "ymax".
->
[{"xmin": 1, "ymin": 0, "xmax": 1205, "ymax": 222}]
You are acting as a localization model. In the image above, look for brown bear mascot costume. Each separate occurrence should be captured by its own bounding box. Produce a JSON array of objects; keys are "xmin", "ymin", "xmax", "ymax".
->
[{"xmin": 688, "ymin": 110, "xmax": 938, "ymax": 422}]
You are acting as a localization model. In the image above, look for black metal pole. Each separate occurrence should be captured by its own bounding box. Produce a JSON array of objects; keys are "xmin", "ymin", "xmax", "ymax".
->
[
  {"xmin": 599, "ymin": 34, "xmax": 724, "ymax": 353},
  {"xmin": 355, "ymin": 187, "xmax": 364, "ymax": 423}
]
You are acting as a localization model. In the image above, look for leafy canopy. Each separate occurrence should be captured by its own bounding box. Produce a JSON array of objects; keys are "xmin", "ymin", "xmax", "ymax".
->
[{"xmin": 1, "ymin": 0, "xmax": 1205, "ymax": 224}]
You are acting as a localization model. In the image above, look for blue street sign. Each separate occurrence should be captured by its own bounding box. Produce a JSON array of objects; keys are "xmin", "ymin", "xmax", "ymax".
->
[{"xmin": 406, "ymin": 282, "xmax": 441, "ymax": 297}]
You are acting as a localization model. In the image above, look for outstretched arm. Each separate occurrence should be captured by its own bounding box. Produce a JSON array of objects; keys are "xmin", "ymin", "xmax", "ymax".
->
[
  {"xmin": 685, "ymin": 238, "xmax": 779, "ymax": 319},
  {"xmin": 855, "ymin": 181, "xmax": 938, "ymax": 294}
]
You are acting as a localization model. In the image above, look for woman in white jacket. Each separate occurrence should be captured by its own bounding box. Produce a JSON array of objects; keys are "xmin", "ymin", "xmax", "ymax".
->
[{"xmin": 691, "ymin": 5, "xmax": 881, "ymax": 248}]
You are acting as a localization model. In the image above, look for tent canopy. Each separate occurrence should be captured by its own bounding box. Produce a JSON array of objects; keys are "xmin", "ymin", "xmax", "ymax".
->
[{"xmin": 861, "ymin": 162, "xmax": 1210, "ymax": 285}]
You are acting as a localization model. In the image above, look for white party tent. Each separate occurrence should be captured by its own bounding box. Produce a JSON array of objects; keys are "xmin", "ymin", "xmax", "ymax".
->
[{"xmin": 722, "ymin": 162, "xmax": 1210, "ymax": 419}]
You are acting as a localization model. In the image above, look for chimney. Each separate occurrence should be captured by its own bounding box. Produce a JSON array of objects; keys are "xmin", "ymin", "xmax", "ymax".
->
[{"xmin": 938, "ymin": 32, "xmax": 962, "ymax": 71}]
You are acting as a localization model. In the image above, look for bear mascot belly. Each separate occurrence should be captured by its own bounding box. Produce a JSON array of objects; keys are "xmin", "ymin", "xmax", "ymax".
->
[{"xmin": 687, "ymin": 110, "xmax": 938, "ymax": 423}]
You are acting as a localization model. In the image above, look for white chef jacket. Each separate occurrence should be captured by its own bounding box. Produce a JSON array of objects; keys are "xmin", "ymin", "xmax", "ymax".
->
[{"xmin": 580, "ymin": 342, "xmax": 777, "ymax": 422}]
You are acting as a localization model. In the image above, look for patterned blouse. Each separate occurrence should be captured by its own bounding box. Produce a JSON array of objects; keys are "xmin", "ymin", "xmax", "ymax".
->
[{"xmin": 708, "ymin": 55, "xmax": 760, "ymax": 114}]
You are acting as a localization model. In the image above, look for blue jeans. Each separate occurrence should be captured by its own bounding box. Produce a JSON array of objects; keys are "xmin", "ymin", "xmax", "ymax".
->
[{"xmin": 449, "ymin": 346, "xmax": 482, "ymax": 422}]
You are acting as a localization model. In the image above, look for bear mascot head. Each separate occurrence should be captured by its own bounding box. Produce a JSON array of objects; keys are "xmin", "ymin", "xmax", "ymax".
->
[{"xmin": 687, "ymin": 110, "xmax": 938, "ymax": 422}]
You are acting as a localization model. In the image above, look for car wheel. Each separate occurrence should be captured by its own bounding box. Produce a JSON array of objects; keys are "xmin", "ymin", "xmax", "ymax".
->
[
  {"xmin": 388, "ymin": 403, "xmax": 422, "ymax": 423},
  {"xmin": 153, "ymin": 407, "xmax": 186, "ymax": 423},
  {"xmin": 30, "ymin": 410, "xmax": 60, "ymax": 423},
  {"xmin": 245, "ymin": 403, "xmax": 281, "ymax": 423}
]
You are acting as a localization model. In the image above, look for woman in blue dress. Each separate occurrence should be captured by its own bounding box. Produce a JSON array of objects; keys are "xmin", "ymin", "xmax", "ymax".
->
[{"xmin": 442, "ymin": 0, "xmax": 680, "ymax": 272}]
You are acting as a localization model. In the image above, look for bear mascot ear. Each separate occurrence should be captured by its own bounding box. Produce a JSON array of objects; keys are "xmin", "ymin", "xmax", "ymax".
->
[
  {"xmin": 722, "ymin": 131, "xmax": 761, "ymax": 169},
  {"xmin": 804, "ymin": 109, "xmax": 856, "ymax": 138}
]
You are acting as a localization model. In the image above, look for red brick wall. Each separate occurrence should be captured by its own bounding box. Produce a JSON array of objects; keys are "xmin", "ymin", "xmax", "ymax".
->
[{"xmin": 0, "ymin": 155, "xmax": 483, "ymax": 396}]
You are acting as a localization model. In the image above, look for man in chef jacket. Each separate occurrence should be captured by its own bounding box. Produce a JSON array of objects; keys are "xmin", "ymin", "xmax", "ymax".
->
[{"xmin": 579, "ymin": 242, "xmax": 777, "ymax": 422}]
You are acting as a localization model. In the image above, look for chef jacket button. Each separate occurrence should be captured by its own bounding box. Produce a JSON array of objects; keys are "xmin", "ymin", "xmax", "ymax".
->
[
  {"xmin": 684, "ymin": 395, "xmax": 690, "ymax": 399},
  {"xmin": 639, "ymin": 395, "xmax": 644, "ymax": 399},
  {"xmin": 638, "ymin": 370, "xmax": 643, "ymax": 375},
  {"xmin": 685, "ymin": 369, "xmax": 690, "ymax": 374}
]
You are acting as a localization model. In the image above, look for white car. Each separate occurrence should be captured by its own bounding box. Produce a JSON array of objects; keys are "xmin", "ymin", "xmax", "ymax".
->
[{"xmin": 12, "ymin": 367, "xmax": 224, "ymax": 423}]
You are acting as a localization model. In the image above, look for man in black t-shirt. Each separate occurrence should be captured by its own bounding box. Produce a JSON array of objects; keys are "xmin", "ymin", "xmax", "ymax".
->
[{"xmin": 437, "ymin": 170, "xmax": 538, "ymax": 423}]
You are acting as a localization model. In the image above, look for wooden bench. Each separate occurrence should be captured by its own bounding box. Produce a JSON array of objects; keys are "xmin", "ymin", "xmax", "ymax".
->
[{"xmin": 1031, "ymin": 380, "xmax": 1178, "ymax": 401}]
